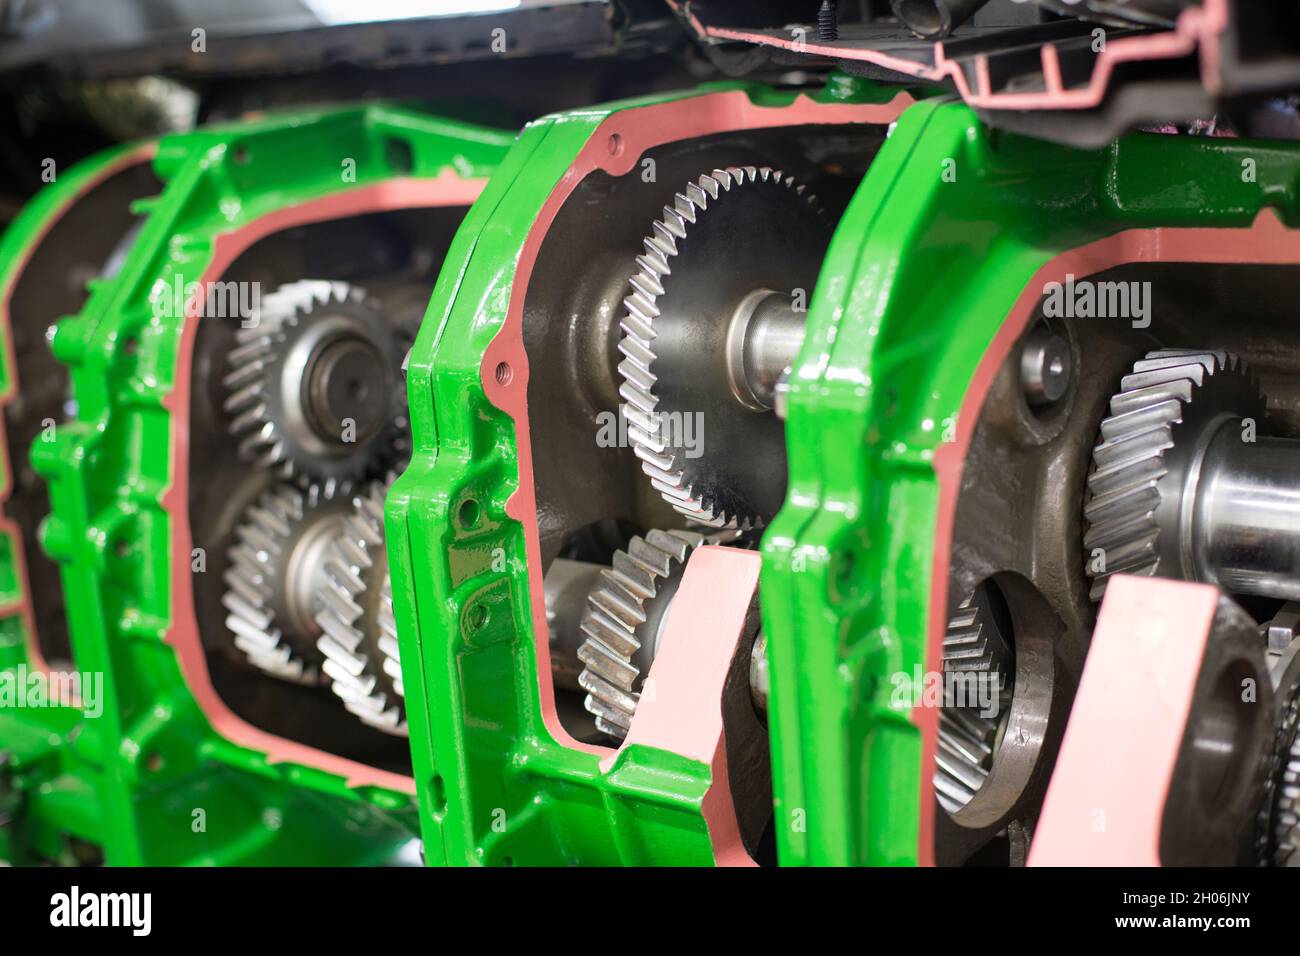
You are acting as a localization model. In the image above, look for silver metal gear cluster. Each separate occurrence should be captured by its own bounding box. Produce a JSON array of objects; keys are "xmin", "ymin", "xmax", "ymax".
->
[
  {"xmin": 1083, "ymin": 349, "xmax": 1266, "ymax": 600},
  {"xmin": 316, "ymin": 477, "xmax": 407, "ymax": 736},
  {"xmin": 617, "ymin": 166, "xmax": 829, "ymax": 529},
  {"xmin": 223, "ymin": 279, "xmax": 403, "ymax": 486},
  {"xmin": 935, "ymin": 589, "xmax": 1013, "ymax": 814},
  {"xmin": 223, "ymin": 481, "xmax": 352, "ymax": 685},
  {"xmin": 576, "ymin": 529, "xmax": 704, "ymax": 738}
]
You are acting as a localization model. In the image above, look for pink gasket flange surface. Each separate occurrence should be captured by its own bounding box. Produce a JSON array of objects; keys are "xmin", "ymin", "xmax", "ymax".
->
[
  {"xmin": 0, "ymin": 143, "xmax": 158, "ymax": 676},
  {"xmin": 923, "ymin": 207, "xmax": 1300, "ymax": 864},
  {"xmin": 476, "ymin": 89, "xmax": 912, "ymax": 782},
  {"xmin": 669, "ymin": 0, "xmax": 1228, "ymax": 112},
  {"xmin": 1027, "ymin": 575, "xmax": 1219, "ymax": 866},
  {"xmin": 165, "ymin": 172, "xmax": 485, "ymax": 794}
]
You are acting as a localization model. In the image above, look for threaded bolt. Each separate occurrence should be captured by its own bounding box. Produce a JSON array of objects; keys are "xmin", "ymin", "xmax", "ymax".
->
[{"xmin": 817, "ymin": 1, "xmax": 838, "ymax": 41}]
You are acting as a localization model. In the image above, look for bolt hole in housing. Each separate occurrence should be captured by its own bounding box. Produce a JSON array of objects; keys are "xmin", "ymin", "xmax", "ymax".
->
[
  {"xmin": 458, "ymin": 498, "xmax": 480, "ymax": 529},
  {"xmin": 467, "ymin": 603, "xmax": 489, "ymax": 631},
  {"xmin": 427, "ymin": 773, "xmax": 447, "ymax": 814},
  {"xmin": 384, "ymin": 137, "xmax": 414, "ymax": 175}
]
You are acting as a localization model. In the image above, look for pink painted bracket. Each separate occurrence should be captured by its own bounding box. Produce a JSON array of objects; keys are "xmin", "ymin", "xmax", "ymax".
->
[
  {"xmin": 1027, "ymin": 575, "xmax": 1219, "ymax": 866},
  {"xmin": 600, "ymin": 544, "xmax": 764, "ymax": 867}
]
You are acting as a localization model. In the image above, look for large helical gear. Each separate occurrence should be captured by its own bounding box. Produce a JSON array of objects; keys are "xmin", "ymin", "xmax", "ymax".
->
[
  {"xmin": 1083, "ymin": 350, "xmax": 1266, "ymax": 600},
  {"xmin": 617, "ymin": 166, "xmax": 831, "ymax": 528},
  {"xmin": 316, "ymin": 477, "xmax": 406, "ymax": 736},
  {"xmin": 935, "ymin": 588, "xmax": 1014, "ymax": 814},
  {"xmin": 223, "ymin": 481, "xmax": 352, "ymax": 685},
  {"xmin": 223, "ymin": 280, "xmax": 404, "ymax": 486},
  {"xmin": 576, "ymin": 529, "xmax": 704, "ymax": 738}
]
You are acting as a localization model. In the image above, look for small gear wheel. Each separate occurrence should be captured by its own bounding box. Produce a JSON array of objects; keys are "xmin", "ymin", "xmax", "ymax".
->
[
  {"xmin": 1083, "ymin": 349, "xmax": 1266, "ymax": 600},
  {"xmin": 935, "ymin": 587, "xmax": 1013, "ymax": 814},
  {"xmin": 223, "ymin": 481, "xmax": 352, "ymax": 684},
  {"xmin": 223, "ymin": 280, "xmax": 405, "ymax": 485},
  {"xmin": 316, "ymin": 477, "xmax": 406, "ymax": 735},
  {"xmin": 577, "ymin": 529, "xmax": 704, "ymax": 738}
]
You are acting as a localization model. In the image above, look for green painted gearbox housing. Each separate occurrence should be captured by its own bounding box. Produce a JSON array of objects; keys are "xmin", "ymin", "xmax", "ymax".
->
[
  {"xmin": 386, "ymin": 77, "xmax": 905, "ymax": 867},
  {"xmin": 764, "ymin": 99, "xmax": 1300, "ymax": 865},
  {"xmin": 0, "ymin": 104, "xmax": 511, "ymax": 865},
  {"xmin": 390, "ymin": 81, "xmax": 1300, "ymax": 866},
  {"xmin": 7, "ymin": 81, "xmax": 1300, "ymax": 869},
  {"xmin": 0, "ymin": 141, "xmax": 154, "ymax": 866}
]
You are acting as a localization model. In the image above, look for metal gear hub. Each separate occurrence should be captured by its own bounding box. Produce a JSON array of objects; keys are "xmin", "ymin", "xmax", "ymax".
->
[
  {"xmin": 223, "ymin": 481, "xmax": 353, "ymax": 685},
  {"xmin": 223, "ymin": 280, "xmax": 404, "ymax": 485}
]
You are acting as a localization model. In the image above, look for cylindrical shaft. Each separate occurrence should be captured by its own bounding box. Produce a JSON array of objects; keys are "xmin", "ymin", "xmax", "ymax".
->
[
  {"xmin": 725, "ymin": 290, "xmax": 807, "ymax": 411},
  {"xmin": 1194, "ymin": 430, "xmax": 1300, "ymax": 600},
  {"xmin": 891, "ymin": 0, "xmax": 992, "ymax": 39}
]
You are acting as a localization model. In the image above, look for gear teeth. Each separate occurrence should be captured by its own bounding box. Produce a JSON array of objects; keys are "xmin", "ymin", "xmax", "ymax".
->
[
  {"xmin": 1083, "ymin": 350, "xmax": 1263, "ymax": 601},
  {"xmin": 376, "ymin": 575, "xmax": 403, "ymax": 697},
  {"xmin": 223, "ymin": 279, "xmax": 401, "ymax": 483},
  {"xmin": 315, "ymin": 476, "xmax": 407, "ymax": 736},
  {"xmin": 1262, "ymin": 625, "xmax": 1300, "ymax": 866},
  {"xmin": 1276, "ymin": 731, "xmax": 1300, "ymax": 866},
  {"xmin": 223, "ymin": 281, "xmax": 337, "ymax": 477},
  {"xmin": 223, "ymin": 481, "xmax": 349, "ymax": 685},
  {"xmin": 934, "ymin": 590, "xmax": 1012, "ymax": 815},
  {"xmin": 576, "ymin": 529, "xmax": 704, "ymax": 739},
  {"xmin": 616, "ymin": 166, "xmax": 820, "ymax": 530}
]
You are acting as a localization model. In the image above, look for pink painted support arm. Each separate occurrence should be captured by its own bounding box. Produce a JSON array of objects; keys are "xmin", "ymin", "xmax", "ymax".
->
[
  {"xmin": 602, "ymin": 545, "xmax": 763, "ymax": 866},
  {"xmin": 1028, "ymin": 575, "xmax": 1219, "ymax": 866}
]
